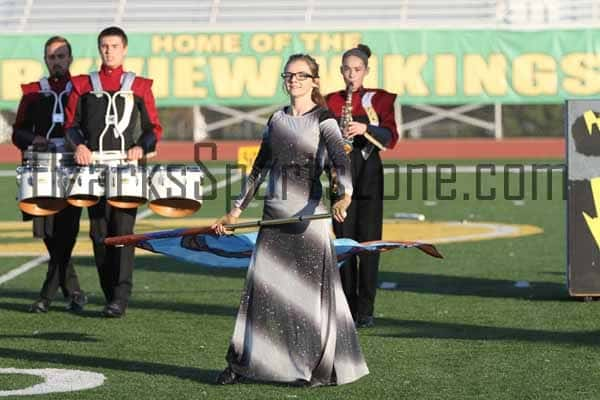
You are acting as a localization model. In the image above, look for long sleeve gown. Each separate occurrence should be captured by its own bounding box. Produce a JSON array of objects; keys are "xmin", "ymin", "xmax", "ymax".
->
[{"xmin": 224, "ymin": 105, "xmax": 369, "ymax": 386}]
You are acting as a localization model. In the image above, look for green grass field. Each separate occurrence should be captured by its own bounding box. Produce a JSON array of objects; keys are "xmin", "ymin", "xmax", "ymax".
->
[{"xmin": 2, "ymin": 159, "xmax": 596, "ymax": 400}]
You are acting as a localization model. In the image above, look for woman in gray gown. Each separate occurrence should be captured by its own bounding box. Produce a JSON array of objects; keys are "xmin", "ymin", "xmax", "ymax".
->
[{"xmin": 213, "ymin": 54, "xmax": 369, "ymax": 387}]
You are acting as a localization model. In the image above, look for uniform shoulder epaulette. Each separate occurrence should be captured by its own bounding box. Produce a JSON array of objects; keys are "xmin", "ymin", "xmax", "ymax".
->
[
  {"xmin": 367, "ymin": 89, "xmax": 397, "ymax": 109},
  {"xmin": 70, "ymin": 74, "xmax": 92, "ymax": 93},
  {"xmin": 325, "ymin": 90, "xmax": 345, "ymax": 101},
  {"xmin": 20, "ymin": 81, "xmax": 40, "ymax": 95},
  {"xmin": 132, "ymin": 76, "xmax": 153, "ymax": 94},
  {"xmin": 369, "ymin": 88, "xmax": 396, "ymax": 99}
]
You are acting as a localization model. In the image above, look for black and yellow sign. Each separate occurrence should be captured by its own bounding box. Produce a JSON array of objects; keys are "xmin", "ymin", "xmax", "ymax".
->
[{"xmin": 567, "ymin": 100, "xmax": 600, "ymax": 296}]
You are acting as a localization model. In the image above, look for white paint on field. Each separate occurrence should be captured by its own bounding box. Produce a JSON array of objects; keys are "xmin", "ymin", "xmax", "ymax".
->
[
  {"xmin": 422, "ymin": 221, "xmax": 526, "ymax": 244},
  {"xmin": 514, "ymin": 281, "xmax": 531, "ymax": 288},
  {"xmin": 0, "ymin": 368, "xmax": 105, "ymax": 396},
  {"xmin": 379, "ymin": 282, "xmax": 398, "ymax": 290},
  {"xmin": 0, "ymin": 256, "xmax": 48, "ymax": 286}
]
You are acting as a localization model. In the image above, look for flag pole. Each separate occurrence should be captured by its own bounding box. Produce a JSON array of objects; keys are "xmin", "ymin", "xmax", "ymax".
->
[{"xmin": 104, "ymin": 213, "xmax": 331, "ymax": 247}]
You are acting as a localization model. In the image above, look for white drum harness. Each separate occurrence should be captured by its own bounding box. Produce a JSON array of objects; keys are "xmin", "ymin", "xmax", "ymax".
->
[
  {"xmin": 38, "ymin": 77, "xmax": 73, "ymax": 149},
  {"xmin": 89, "ymin": 71, "xmax": 136, "ymax": 155}
]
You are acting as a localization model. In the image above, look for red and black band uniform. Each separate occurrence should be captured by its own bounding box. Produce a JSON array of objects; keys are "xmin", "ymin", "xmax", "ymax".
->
[
  {"xmin": 12, "ymin": 74, "xmax": 83, "ymax": 304},
  {"xmin": 64, "ymin": 65, "xmax": 162, "ymax": 308},
  {"xmin": 325, "ymin": 87, "xmax": 398, "ymax": 321}
]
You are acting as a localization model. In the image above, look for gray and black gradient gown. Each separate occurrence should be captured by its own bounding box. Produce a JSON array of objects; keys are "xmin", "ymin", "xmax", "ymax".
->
[{"xmin": 225, "ymin": 106, "xmax": 369, "ymax": 386}]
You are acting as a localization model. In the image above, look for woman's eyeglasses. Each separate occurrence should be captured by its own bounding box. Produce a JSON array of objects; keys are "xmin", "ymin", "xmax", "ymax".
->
[{"xmin": 281, "ymin": 72, "xmax": 315, "ymax": 81}]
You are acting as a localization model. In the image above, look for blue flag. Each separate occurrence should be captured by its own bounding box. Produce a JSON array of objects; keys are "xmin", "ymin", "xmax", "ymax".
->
[{"xmin": 137, "ymin": 232, "xmax": 442, "ymax": 269}]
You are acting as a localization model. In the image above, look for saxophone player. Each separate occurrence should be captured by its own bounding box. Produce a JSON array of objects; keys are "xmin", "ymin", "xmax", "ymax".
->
[
  {"xmin": 340, "ymin": 82, "xmax": 355, "ymax": 153},
  {"xmin": 325, "ymin": 44, "xmax": 399, "ymax": 328}
]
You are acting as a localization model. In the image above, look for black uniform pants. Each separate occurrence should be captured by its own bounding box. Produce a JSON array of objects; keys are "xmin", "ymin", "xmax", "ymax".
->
[
  {"xmin": 333, "ymin": 149, "xmax": 383, "ymax": 320},
  {"xmin": 33, "ymin": 206, "xmax": 82, "ymax": 302},
  {"xmin": 88, "ymin": 198, "xmax": 137, "ymax": 306}
]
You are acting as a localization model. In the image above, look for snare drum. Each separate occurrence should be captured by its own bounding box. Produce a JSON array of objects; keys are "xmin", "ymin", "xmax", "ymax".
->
[
  {"xmin": 62, "ymin": 165, "xmax": 105, "ymax": 207},
  {"xmin": 16, "ymin": 166, "xmax": 67, "ymax": 216},
  {"xmin": 22, "ymin": 150, "xmax": 75, "ymax": 169},
  {"xmin": 148, "ymin": 165, "xmax": 203, "ymax": 217},
  {"xmin": 105, "ymin": 165, "xmax": 148, "ymax": 209}
]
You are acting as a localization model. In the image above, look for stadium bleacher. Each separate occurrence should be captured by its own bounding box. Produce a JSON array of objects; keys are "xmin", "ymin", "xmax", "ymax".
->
[{"xmin": 1, "ymin": 0, "xmax": 599, "ymax": 33}]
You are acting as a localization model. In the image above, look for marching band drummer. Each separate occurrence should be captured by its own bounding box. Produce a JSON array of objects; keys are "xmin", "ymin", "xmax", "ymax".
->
[
  {"xmin": 12, "ymin": 36, "xmax": 87, "ymax": 314},
  {"xmin": 65, "ymin": 26, "xmax": 162, "ymax": 318},
  {"xmin": 325, "ymin": 44, "xmax": 399, "ymax": 328}
]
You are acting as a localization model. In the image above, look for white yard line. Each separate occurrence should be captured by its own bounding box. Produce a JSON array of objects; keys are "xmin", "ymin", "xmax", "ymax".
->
[
  {"xmin": 0, "ymin": 255, "xmax": 49, "ymax": 285},
  {"xmin": 0, "ymin": 171, "xmax": 242, "ymax": 284}
]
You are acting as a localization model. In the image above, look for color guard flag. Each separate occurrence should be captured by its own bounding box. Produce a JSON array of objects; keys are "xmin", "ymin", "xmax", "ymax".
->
[{"xmin": 137, "ymin": 232, "xmax": 442, "ymax": 269}]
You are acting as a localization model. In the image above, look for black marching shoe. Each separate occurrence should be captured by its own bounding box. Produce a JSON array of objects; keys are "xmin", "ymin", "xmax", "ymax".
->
[
  {"xmin": 66, "ymin": 291, "xmax": 88, "ymax": 313},
  {"xmin": 102, "ymin": 302, "xmax": 126, "ymax": 318},
  {"xmin": 216, "ymin": 367, "xmax": 240, "ymax": 385},
  {"xmin": 356, "ymin": 316, "xmax": 375, "ymax": 329},
  {"xmin": 29, "ymin": 299, "xmax": 49, "ymax": 313}
]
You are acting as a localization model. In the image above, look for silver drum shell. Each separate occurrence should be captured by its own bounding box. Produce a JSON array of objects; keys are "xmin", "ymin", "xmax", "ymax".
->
[{"xmin": 148, "ymin": 165, "xmax": 203, "ymax": 217}]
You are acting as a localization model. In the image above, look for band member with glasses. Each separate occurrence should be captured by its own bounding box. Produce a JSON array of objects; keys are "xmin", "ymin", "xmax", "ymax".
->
[
  {"xmin": 213, "ymin": 54, "xmax": 368, "ymax": 386},
  {"xmin": 65, "ymin": 26, "xmax": 162, "ymax": 318},
  {"xmin": 12, "ymin": 36, "xmax": 87, "ymax": 314},
  {"xmin": 326, "ymin": 44, "xmax": 399, "ymax": 328}
]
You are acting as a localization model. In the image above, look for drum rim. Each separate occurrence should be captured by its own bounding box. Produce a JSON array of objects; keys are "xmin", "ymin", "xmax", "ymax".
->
[
  {"xmin": 19, "ymin": 197, "xmax": 68, "ymax": 216},
  {"xmin": 107, "ymin": 196, "xmax": 148, "ymax": 209},
  {"xmin": 148, "ymin": 198, "xmax": 202, "ymax": 218}
]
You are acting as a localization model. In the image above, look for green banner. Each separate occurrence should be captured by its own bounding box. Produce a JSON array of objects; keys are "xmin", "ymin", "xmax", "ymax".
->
[{"xmin": 2, "ymin": 29, "xmax": 600, "ymax": 108}]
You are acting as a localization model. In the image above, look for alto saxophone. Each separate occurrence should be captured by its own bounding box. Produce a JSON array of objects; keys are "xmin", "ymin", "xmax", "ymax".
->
[
  {"xmin": 330, "ymin": 84, "xmax": 354, "ymax": 197},
  {"xmin": 340, "ymin": 83, "xmax": 354, "ymax": 154}
]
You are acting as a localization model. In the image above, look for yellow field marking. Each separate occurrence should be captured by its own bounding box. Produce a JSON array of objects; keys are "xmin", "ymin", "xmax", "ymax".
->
[
  {"xmin": 0, "ymin": 218, "xmax": 542, "ymax": 256},
  {"xmin": 0, "ymin": 218, "xmax": 220, "ymax": 256},
  {"xmin": 382, "ymin": 220, "xmax": 543, "ymax": 244}
]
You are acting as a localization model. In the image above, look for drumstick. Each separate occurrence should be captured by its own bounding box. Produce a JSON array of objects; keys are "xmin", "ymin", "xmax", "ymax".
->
[
  {"xmin": 104, "ymin": 213, "xmax": 331, "ymax": 247},
  {"xmin": 90, "ymin": 150, "xmax": 157, "ymax": 162}
]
